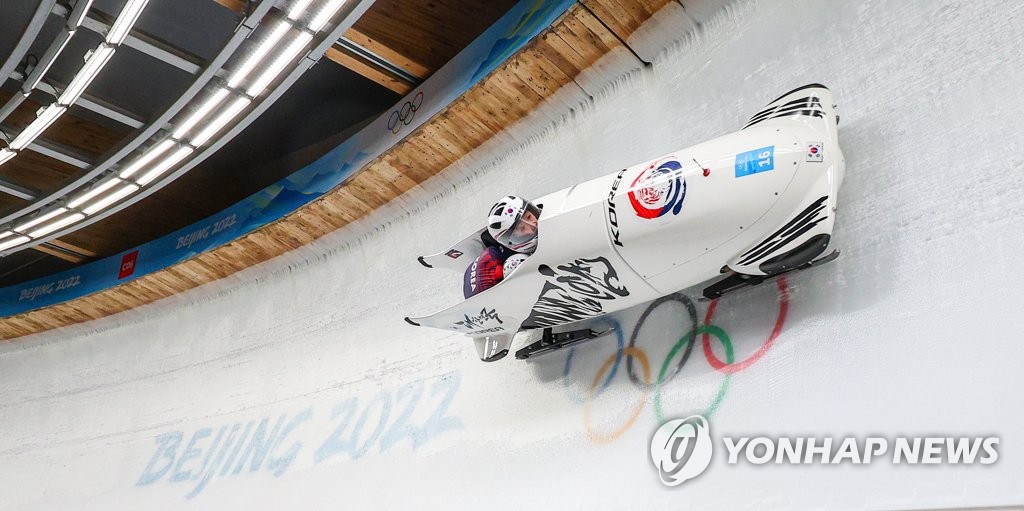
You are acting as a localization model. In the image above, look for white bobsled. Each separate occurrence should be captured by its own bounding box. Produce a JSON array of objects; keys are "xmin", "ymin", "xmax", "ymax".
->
[{"xmin": 406, "ymin": 84, "xmax": 845, "ymax": 362}]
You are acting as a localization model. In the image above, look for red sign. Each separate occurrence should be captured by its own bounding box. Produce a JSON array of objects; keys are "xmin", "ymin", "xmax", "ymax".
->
[{"xmin": 118, "ymin": 250, "xmax": 139, "ymax": 279}]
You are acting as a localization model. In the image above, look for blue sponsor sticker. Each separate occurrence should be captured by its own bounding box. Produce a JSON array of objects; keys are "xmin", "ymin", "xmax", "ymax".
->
[{"xmin": 734, "ymin": 146, "xmax": 775, "ymax": 177}]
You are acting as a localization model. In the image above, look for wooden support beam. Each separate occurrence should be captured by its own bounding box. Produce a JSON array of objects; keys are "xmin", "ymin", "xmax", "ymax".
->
[
  {"xmin": 29, "ymin": 239, "xmax": 97, "ymax": 263},
  {"xmin": 31, "ymin": 244, "xmax": 87, "ymax": 264},
  {"xmin": 211, "ymin": 0, "xmax": 432, "ymax": 86},
  {"xmin": 324, "ymin": 46, "xmax": 415, "ymax": 95},
  {"xmin": 343, "ymin": 27, "xmax": 431, "ymax": 80},
  {"xmin": 210, "ymin": 0, "xmax": 246, "ymax": 14},
  {"xmin": 46, "ymin": 239, "xmax": 99, "ymax": 258}
]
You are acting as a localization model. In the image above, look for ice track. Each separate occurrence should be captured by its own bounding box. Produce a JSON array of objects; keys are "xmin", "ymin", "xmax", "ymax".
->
[{"xmin": 1, "ymin": 0, "xmax": 1023, "ymax": 509}]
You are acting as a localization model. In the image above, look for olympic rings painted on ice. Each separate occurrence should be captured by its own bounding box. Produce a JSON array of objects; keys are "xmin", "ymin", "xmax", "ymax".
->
[
  {"xmin": 565, "ymin": 279, "xmax": 790, "ymax": 443},
  {"xmin": 626, "ymin": 293, "xmax": 698, "ymax": 388},
  {"xmin": 701, "ymin": 277, "xmax": 789, "ymax": 374},
  {"xmin": 654, "ymin": 325, "xmax": 733, "ymax": 423},
  {"xmin": 562, "ymin": 318, "xmax": 623, "ymax": 404},
  {"xmin": 583, "ymin": 347, "xmax": 650, "ymax": 444},
  {"xmin": 387, "ymin": 91, "xmax": 424, "ymax": 134}
]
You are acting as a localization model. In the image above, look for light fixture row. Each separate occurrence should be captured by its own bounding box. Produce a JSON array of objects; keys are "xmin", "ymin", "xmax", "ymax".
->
[
  {"xmin": 0, "ymin": 0, "xmax": 352, "ymax": 255},
  {"xmin": 0, "ymin": 0, "xmax": 149, "ymax": 166},
  {"xmin": 22, "ymin": 0, "xmax": 98, "ymax": 93}
]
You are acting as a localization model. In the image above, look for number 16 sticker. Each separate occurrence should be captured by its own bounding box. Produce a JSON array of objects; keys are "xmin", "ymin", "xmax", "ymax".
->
[{"xmin": 734, "ymin": 146, "xmax": 775, "ymax": 178}]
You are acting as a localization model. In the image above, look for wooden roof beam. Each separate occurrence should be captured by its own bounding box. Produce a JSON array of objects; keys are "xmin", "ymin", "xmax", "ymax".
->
[
  {"xmin": 324, "ymin": 45, "xmax": 417, "ymax": 95},
  {"xmin": 210, "ymin": 0, "xmax": 248, "ymax": 15},
  {"xmin": 208, "ymin": 0, "xmax": 429, "ymax": 92},
  {"xmin": 32, "ymin": 241, "xmax": 97, "ymax": 264},
  {"xmin": 342, "ymin": 27, "xmax": 430, "ymax": 80}
]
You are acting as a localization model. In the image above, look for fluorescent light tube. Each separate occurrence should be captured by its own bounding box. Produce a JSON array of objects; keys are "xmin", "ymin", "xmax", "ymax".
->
[
  {"xmin": 82, "ymin": 184, "xmax": 139, "ymax": 215},
  {"xmin": 190, "ymin": 97, "xmax": 250, "ymax": 147},
  {"xmin": 68, "ymin": 178, "xmax": 123, "ymax": 208},
  {"xmin": 9, "ymin": 104, "xmax": 67, "ymax": 150},
  {"xmin": 0, "ymin": 230, "xmax": 15, "ymax": 241},
  {"xmin": 106, "ymin": 0, "xmax": 150, "ymax": 45},
  {"xmin": 25, "ymin": 30, "xmax": 75, "ymax": 92},
  {"xmin": 0, "ymin": 235, "xmax": 31, "ymax": 251},
  {"xmin": 246, "ymin": 32, "xmax": 313, "ymax": 96},
  {"xmin": 288, "ymin": 0, "xmax": 316, "ymax": 19},
  {"xmin": 119, "ymin": 139, "xmax": 175, "ymax": 178},
  {"xmin": 0, "ymin": 148, "xmax": 16, "ymax": 166},
  {"xmin": 15, "ymin": 207, "xmax": 68, "ymax": 232},
  {"xmin": 29, "ymin": 212, "xmax": 85, "ymax": 238},
  {"xmin": 136, "ymin": 147, "xmax": 194, "ymax": 186},
  {"xmin": 310, "ymin": 0, "xmax": 349, "ymax": 32},
  {"xmin": 68, "ymin": 0, "xmax": 96, "ymax": 28},
  {"xmin": 58, "ymin": 45, "xmax": 115, "ymax": 105},
  {"xmin": 173, "ymin": 88, "xmax": 230, "ymax": 139},
  {"xmin": 227, "ymin": 22, "xmax": 290, "ymax": 88}
]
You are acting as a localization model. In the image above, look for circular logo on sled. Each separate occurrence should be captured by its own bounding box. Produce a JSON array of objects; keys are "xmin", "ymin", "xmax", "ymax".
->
[{"xmin": 628, "ymin": 159, "xmax": 686, "ymax": 219}]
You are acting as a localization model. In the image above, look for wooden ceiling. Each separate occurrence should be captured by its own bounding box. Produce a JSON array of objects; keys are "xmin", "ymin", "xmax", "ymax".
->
[{"xmin": 0, "ymin": 0, "xmax": 517, "ymax": 284}]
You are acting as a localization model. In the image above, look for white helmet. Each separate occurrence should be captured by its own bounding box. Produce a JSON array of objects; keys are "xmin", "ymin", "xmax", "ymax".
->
[
  {"xmin": 487, "ymin": 196, "xmax": 540, "ymax": 253},
  {"xmin": 503, "ymin": 253, "xmax": 530, "ymax": 277}
]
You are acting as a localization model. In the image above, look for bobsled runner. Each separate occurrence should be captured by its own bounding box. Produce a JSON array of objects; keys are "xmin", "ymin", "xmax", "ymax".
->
[{"xmin": 406, "ymin": 84, "xmax": 845, "ymax": 362}]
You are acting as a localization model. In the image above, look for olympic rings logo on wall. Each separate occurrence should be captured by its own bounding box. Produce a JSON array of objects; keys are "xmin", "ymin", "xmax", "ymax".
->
[
  {"xmin": 562, "ymin": 278, "xmax": 791, "ymax": 444},
  {"xmin": 387, "ymin": 91, "xmax": 424, "ymax": 135}
]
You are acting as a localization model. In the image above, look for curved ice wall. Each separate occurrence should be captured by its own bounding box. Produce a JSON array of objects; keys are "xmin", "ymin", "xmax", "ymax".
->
[{"xmin": 2, "ymin": 0, "xmax": 1023, "ymax": 509}]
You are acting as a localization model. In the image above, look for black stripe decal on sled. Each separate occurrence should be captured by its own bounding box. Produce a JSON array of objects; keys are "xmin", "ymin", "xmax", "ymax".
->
[
  {"xmin": 749, "ymin": 96, "xmax": 823, "ymax": 123},
  {"xmin": 745, "ymin": 108, "xmax": 831, "ymax": 129},
  {"xmin": 778, "ymin": 203, "xmax": 827, "ymax": 239},
  {"xmin": 740, "ymin": 196, "xmax": 828, "ymax": 259},
  {"xmin": 738, "ymin": 216, "xmax": 827, "ymax": 266},
  {"xmin": 742, "ymin": 203, "xmax": 827, "ymax": 265},
  {"xmin": 746, "ymin": 104, "xmax": 819, "ymax": 127},
  {"xmin": 766, "ymin": 83, "xmax": 829, "ymax": 105},
  {"xmin": 748, "ymin": 99, "xmax": 823, "ymax": 125}
]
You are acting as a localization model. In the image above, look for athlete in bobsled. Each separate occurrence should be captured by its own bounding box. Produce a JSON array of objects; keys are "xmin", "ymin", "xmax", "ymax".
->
[
  {"xmin": 462, "ymin": 196, "xmax": 537, "ymax": 298},
  {"xmin": 406, "ymin": 84, "xmax": 846, "ymax": 363}
]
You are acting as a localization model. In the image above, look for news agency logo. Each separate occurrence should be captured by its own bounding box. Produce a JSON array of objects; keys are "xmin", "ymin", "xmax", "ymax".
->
[
  {"xmin": 651, "ymin": 415, "xmax": 1002, "ymax": 487},
  {"xmin": 649, "ymin": 415, "xmax": 713, "ymax": 486}
]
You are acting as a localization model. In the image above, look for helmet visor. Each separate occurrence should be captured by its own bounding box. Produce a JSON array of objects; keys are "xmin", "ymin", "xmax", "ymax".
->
[{"xmin": 499, "ymin": 202, "xmax": 541, "ymax": 248}]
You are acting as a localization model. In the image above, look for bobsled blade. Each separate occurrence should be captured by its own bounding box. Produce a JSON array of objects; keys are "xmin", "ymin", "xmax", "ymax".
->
[
  {"xmin": 700, "ymin": 249, "xmax": 840, "ymax": 301},
  {"xmin": 515, "ymin": 327, "xmax": 614, "ymax": 360}
]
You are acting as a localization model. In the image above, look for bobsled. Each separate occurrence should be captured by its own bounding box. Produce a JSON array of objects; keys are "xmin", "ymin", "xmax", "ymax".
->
[{"xmin": 406, "ymin": 84, "xmax": 845, "ymax": 362}]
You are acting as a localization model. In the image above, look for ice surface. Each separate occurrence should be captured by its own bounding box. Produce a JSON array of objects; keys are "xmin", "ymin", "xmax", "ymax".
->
[{"xmin": 1, "ymin": 0, "xmax": 1023, "ymax": 509}]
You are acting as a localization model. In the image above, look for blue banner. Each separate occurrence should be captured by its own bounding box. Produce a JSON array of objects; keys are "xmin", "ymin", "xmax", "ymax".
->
[{"xmin": 0, "ymin": 0, "xmax": 577, "ymax": 317}]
